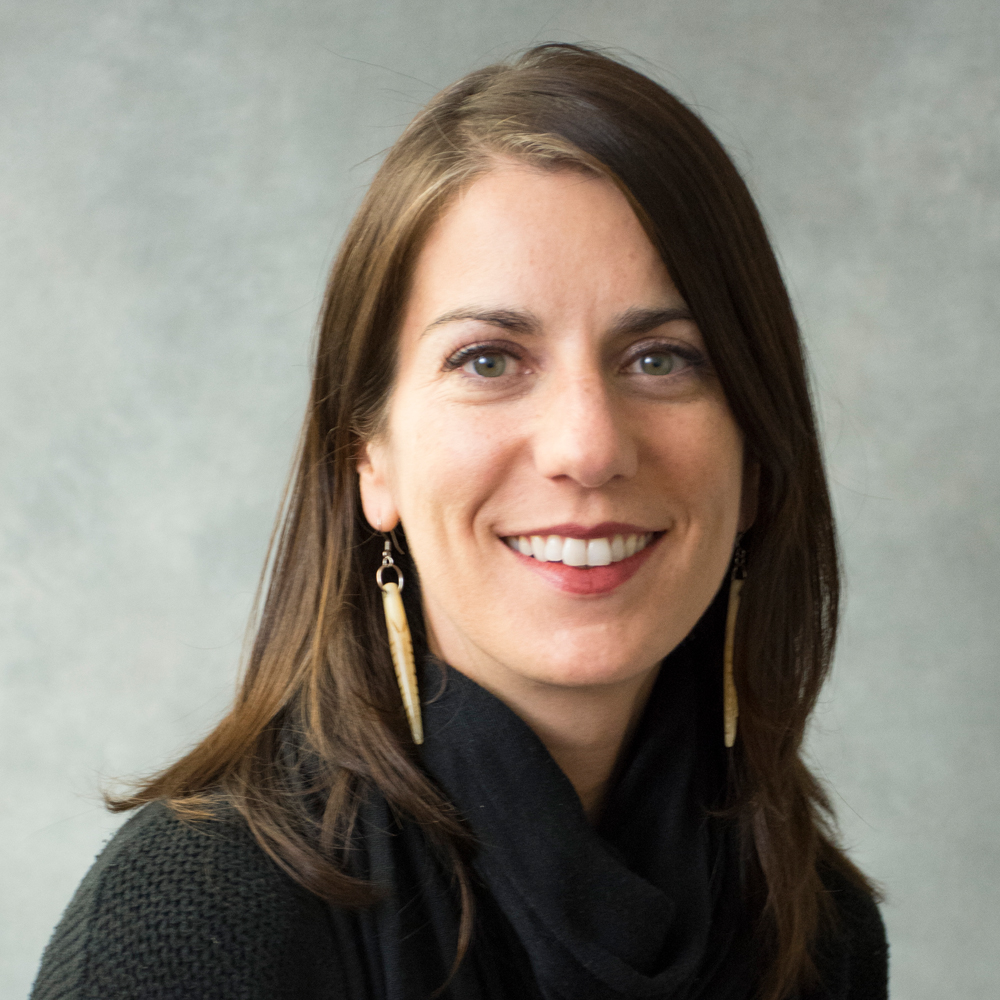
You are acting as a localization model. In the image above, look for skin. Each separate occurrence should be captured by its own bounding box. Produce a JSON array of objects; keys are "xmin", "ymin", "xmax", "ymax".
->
[{"xmin": 358, "ymin": 163, "xmax": 754, "ymax": 820}]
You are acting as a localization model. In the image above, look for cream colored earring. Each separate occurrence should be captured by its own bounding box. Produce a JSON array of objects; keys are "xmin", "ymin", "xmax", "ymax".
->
[
  {"xmin": 376, "ymin": 535, "xmax": 423, "ymax": 745},
  {"xmin": 723, "ymin": 543, "xmax": 746, "ymax": 748}
]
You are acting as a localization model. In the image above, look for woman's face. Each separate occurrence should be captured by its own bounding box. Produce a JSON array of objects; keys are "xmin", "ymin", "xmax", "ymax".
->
[{"xmin": 358, "ymin": 163, "xmax": 750, "ymax": 695}]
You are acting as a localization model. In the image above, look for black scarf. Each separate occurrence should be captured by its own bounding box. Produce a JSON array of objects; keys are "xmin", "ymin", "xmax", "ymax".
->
[{"xmin": 338, "ymin": 591, "xmax": 758, "ymax": 1000}]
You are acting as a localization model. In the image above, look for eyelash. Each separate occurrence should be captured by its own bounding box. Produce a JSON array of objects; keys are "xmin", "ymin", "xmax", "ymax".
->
[
  {"xmin": 442, "ymin": 341, "xmax": 525, "ymax": 373},
  {"xmin": 443, "ymin": 340, "xmax": 706, "ymax": 377},
  {"xmin": 622, "ymin": 341, "xmax": 705, "ymax": 375}
]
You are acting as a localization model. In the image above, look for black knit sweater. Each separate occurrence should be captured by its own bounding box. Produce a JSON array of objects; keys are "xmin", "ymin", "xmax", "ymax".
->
[{"xmin": 32, "ymin": 656, "xmax": 888, "ymax": 1000}]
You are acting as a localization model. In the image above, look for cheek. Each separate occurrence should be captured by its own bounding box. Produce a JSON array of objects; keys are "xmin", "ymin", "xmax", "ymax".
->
[
  {"xmin": 388, "ymin": 391, "xmax": 517, "ymax": 536},
  {"xmin": 653, "ymin": 403, "xmax": 744, "ymax": 526}
]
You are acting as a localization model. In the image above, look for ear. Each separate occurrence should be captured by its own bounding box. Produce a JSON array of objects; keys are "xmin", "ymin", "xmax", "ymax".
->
[
  {"xmin": 738, "ymin": 455, "xmax": 760, "ymax": 533},
  {"xmin": 356, "ymin": 435, "xmax": 400, "ymax": 532}
]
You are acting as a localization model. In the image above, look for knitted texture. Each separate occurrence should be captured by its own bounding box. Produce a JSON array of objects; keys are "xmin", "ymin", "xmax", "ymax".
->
[
  {"xmin": 30, "ymin": 661, "xmax": 887, "ymax": 1000},
  {"xmin": 30, "ymin": 797, "xmax": 887, "ymax": 1000},
  {"xmin": 814, "ymin": 865, "xmax": 890, "ymax": 1000},
  {"xmin": 30, "ymin": 801, "xmax": 340, "ymax": 1000}
]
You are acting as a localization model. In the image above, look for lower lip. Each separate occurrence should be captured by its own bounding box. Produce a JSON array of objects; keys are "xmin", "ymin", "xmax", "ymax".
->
[{"xmin": 505, "ymin": 535, "xmax": 663, "ymax": 596}]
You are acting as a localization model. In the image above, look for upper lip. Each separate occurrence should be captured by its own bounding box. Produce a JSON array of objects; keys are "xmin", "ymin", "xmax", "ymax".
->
[{"xmin": 499, "ymin": 522, "xmax": 661, "ymax": 540}]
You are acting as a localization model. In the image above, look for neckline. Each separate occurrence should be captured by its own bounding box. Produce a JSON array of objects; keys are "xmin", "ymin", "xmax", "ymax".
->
[{"xmin": 417, "ymin": 647, "xmax": 753, "ymax": 1000}]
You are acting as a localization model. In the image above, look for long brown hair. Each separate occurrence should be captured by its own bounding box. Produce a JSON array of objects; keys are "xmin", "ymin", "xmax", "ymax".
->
[{"xmin": 111, "ymin": 43, "xmax": 876, "ymax": 999}]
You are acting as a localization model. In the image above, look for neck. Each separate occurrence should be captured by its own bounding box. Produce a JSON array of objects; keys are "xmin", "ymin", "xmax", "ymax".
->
[
  {"xmin": 518, "ymin": 670, "xmax": 660, "ymax": 821},
  {"xmin": 426, "ymin": 626, "xmax": 661, "ymax": 823}
]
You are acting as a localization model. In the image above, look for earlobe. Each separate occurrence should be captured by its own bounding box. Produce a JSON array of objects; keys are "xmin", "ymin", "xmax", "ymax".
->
[{"xmin": 356, "ymin": 437, "xmax": 400, "ymax": 533}]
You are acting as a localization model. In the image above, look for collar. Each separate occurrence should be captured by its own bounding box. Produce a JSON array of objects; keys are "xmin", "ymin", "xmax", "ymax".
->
[{"xmin": 418, "ymin": 642, "xmax": 754, "ymax": 1000}]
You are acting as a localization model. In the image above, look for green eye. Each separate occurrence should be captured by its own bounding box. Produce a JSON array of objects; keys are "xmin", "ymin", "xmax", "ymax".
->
[
  {"xmin": 639, "ymin": 352, "xmax": 675, "ymax": 375},
  {"xmin": 471, "ymin": 353, "xmax": 507, "ymax": 377}
]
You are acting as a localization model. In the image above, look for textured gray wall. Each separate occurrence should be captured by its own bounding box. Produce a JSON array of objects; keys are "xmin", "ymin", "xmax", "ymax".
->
[{"xmin": 2, "ymin": 1, "xmax": 997, "ymax": 996}]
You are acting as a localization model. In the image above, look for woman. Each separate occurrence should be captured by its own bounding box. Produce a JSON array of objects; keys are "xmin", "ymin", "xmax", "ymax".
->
[{"xmin": 32, "ymin": 44, "xmax": 887, "ymax": 1000}]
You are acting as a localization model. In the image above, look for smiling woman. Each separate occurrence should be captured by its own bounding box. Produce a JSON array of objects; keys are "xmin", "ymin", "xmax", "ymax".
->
[
  {"xmin": 32, "ymin": 44, "xmax": 887, "ymax": 1000},
  {"xmin": 357, "ymin": 165, "xmax": 750, "ymax": 809}
]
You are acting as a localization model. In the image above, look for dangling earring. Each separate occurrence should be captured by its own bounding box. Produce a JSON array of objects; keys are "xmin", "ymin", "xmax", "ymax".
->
[
  {"xmin": 377, "ymin": 535, "xmax": 423, "ymax": 745},
  {"xmin": 723, "ymin": 543, "xmax": 746, "ymax": 748}
]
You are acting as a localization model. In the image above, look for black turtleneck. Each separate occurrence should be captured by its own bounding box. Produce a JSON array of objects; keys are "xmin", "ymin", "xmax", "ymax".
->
[{"xmin": 31, "ymin": 642, "xmax": 887, "ymax": 999}]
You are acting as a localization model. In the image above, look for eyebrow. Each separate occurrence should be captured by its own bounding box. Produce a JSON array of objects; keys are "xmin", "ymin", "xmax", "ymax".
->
[
  {"xmin": 421, "ymin": 305, "xmax": 693, "ymax": 338},
  {"xmin": 606, "ymin": 306, "xmax": 694, "ymax": 336},
  {"xmin": 421, "ymin": 308, "xmax": 541, "ymax": 337}
]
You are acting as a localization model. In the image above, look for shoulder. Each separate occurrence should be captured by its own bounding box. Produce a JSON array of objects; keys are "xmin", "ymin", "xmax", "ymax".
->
[
  {"xmin": 31, "ymin": 800, "xmax": 343, "ymax": 1000},
  {"xmin": 809, "ymin": 864, "xmax": 889, "ymax": 1000}
]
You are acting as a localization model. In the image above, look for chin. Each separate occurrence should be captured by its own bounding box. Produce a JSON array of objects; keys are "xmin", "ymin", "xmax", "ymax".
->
[{"xmin": 504, "ymin": 638, "xmax": 666, "ymax": 690}]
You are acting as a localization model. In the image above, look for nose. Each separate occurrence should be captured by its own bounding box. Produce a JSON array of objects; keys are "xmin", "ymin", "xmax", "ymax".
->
[{"xmin": 532, "ymin": 372, "xmax": 638, "ymax": 488}]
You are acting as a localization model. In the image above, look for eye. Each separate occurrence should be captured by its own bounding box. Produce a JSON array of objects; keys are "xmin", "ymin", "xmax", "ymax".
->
[
  {"xmin": 625, "ymin": 347, "xmax": 694, "ymax": 377},
  {"xmin": 465, "ymin": 351, "xmax": 507, "ymax": 378},
  {"xmin": 442, "ymin": 341, "xmax": 525, "ymax": 382},
  {"xmin": 638, "ymin": 351, "xmax": 676, "ymax": 375}
]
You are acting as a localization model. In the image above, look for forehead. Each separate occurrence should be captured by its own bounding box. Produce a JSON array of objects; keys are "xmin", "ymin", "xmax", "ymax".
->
[{"xmin": 402, "ymin": 164, "xmax": 680, "ymax": 328}]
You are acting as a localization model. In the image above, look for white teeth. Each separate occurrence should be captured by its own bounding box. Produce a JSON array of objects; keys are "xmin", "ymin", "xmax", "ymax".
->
[
  {"xmin": 505, "ymin": 531, "xmax": 655, "ymax": 567},
  {"xmin": 530, "ymin": 535, "xmax": 547, "ymax": 561},
  {"xmin": 586, "ymin": 538, "xmax": 612, "ymax": 566},
  {"xmin": 611, "ymin": 535, "xmax": 625, "ymax": 562},
  {"xmin": 544, "ymin": 535, "xmax": 563, "ymax": 561}
]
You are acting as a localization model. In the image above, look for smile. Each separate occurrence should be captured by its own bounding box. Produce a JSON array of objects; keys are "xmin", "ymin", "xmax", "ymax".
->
[{"xmin": 503, "ymin": 532, "xmax": 656, "ymax": 567}]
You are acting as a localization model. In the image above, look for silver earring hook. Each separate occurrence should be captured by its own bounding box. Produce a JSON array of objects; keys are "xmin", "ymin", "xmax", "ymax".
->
[{"xmin": 376, "ymin": 534, "xmax": 404, "ymax": 592}]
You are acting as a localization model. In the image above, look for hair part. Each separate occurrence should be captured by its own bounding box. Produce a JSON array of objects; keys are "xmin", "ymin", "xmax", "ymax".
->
[{"xmin": 110, "ymin": 43, "xmax": 878, "ymax": 1000}]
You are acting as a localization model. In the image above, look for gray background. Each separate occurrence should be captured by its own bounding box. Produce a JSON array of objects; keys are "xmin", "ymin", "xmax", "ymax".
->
[{"xmin": 2, "ymin": 0, "xmax": 997, "ymax": 996}]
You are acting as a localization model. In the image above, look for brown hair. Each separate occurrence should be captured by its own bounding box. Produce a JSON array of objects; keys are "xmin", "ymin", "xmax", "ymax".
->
[{"xmin": 111, "ymin": 43, "xmax": 876, "ymax": 999}]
